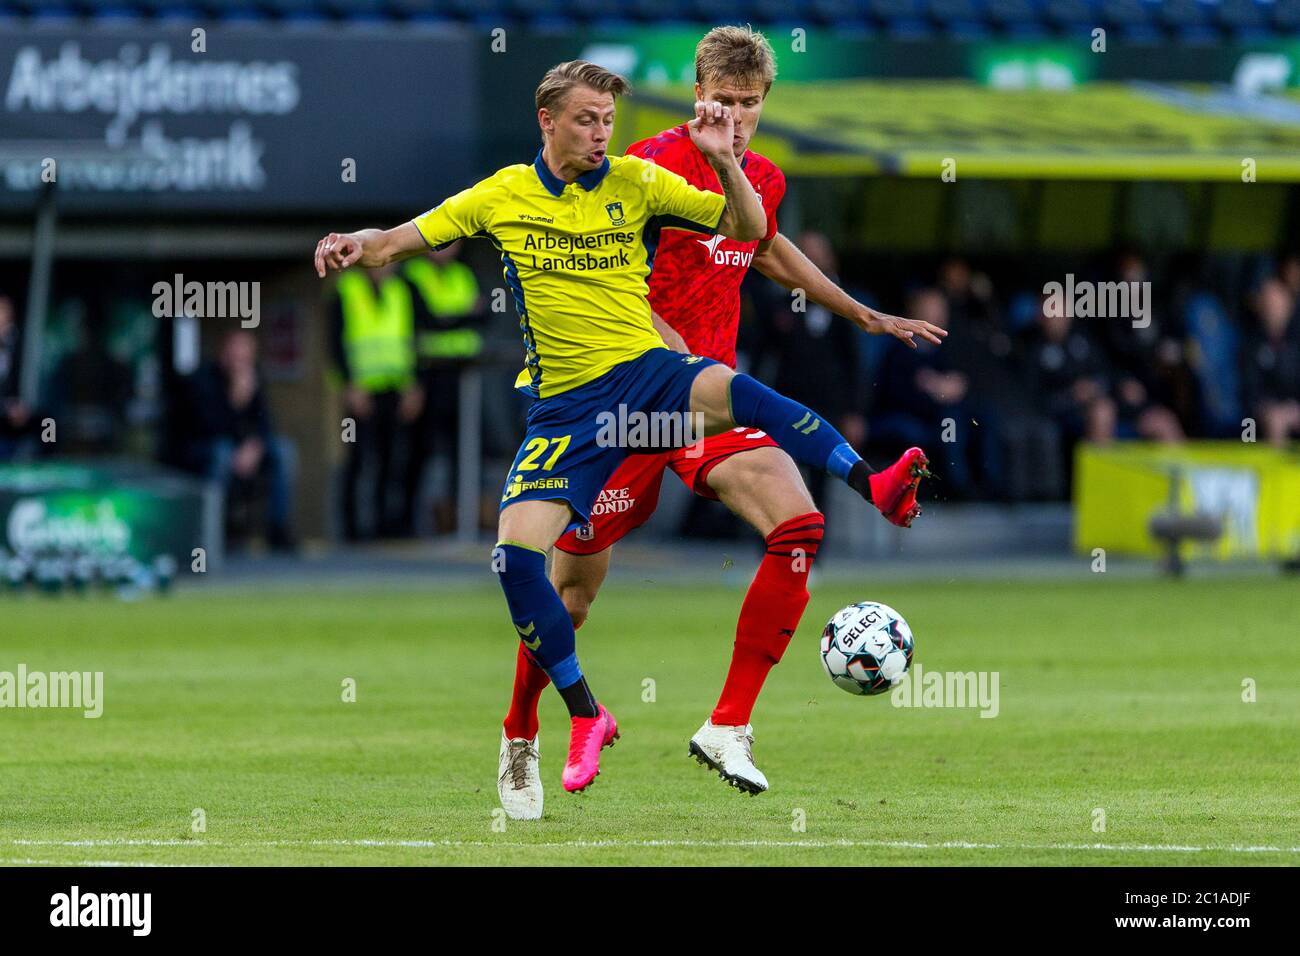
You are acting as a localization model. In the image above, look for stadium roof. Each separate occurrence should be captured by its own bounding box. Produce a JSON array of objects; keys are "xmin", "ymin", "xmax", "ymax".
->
[{"xmin": 624, "ymin": 81, "xmax": 1300, "ymax": 182}]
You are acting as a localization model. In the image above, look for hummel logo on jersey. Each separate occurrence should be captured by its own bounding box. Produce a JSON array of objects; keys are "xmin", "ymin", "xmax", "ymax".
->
[
  {"xmin": 697, "ymin": 233, "xmax": 754, "ymax": 268},
  {"xmin": 515, "ymin": 621, "xmax": 541, "ymax": 650},
  {"xmin": 792, "ymin": 412, "xmax": 821, "ymax": 436}
]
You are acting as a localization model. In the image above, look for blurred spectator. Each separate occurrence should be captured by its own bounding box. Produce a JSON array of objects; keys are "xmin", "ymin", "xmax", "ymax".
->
[
  {"xmin": 938, "ymin": 260, "xmax": 1061, "ymax": 500},
  {"xmin": 47, "ymin": 300, "xmax": 132, "ymax": 452},
  {"xmin": 0, "ymin": 294, "xmax": 39, "ymax": 460},
  {"xmin": 331, "ymin": 264, "xmax": 422, "ymax": 541},
  {"xmin": 183, "ymin": 330, "xmax": 297, "ymax": 551},
  {"xmin": 746, "ymin": 230, "xmax": 866, "ymax": 510},
  {"xmin": 1169, "ymin": 253, "xmax": 1241, "ymax": 437},
  {"xmin": 1242, "ymin": 278, "xmax": 1300, "ymax": 448},
  {"xmin": 1094, "ymin": 251, "xmax": 1187, "ymax": 443},
  {"xmin": 1021, "ymin": 294, "xmax": 1118, "ymax": 462},
  {"xmin": 938, "ymin": 256, "xmax": 998, "ymax": 329},
  {"xmin": 871, "ymin": 288, "xmax": 982, "ymax": 500},
  {"xmin": 402, "ymin": 243, "xmax": 486, "ymax": 534}
]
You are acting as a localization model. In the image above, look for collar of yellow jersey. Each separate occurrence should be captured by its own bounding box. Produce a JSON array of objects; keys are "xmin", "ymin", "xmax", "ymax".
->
[{"xmin": 533, "ymin": 149, "xmax": 611, "ymax": 198}]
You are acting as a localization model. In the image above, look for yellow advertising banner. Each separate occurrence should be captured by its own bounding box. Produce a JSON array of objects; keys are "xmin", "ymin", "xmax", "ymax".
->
[{"xmin": 1074, "ymin": 443, "xmax": 1300, "ymax": 559}]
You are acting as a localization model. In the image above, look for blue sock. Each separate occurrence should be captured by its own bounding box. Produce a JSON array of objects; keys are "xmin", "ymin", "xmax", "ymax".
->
[
  {"xmin": 494, "ymin": 543, "xmax": 582, "ymax": 690},
  {"xmin": 728, "ymin": 373, "xmax": 863, "ymax": 483}
]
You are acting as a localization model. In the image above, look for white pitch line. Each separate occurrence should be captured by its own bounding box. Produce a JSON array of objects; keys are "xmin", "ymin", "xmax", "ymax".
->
[
  {"xmin": 306, "ymin": 839, "xmax": 1300, "ymax": 854},
  {"xmin": 7, "ymin": 838, "xmax": 1300, "ymax": 854},
  {"xmin": 0, "ymin": 857, "xmax": 187, "ymax": 867},
  {"xmin": 11, "ymin": 839, "xmax": 200, "ymax": 847}
]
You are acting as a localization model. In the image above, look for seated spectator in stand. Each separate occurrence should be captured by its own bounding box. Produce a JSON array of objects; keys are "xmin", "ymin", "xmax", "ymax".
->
[
  {"xmin": 1168, "ymin": 252, "xmax": 1241, "ymax": 437},
  {"xmin": 1021, "ymin": 293, "xmax": 1118, "ymax": 454},
  {"xmin": 0, "ymin": 294, "xmax": 38, "ymax": 460},
  {"xmin": 871, "ymin": 288, "xmax": 981, "ymax": 500},
  {"xmin": 1242, "ymin": 278, "xmax": 1300, "ymax": 447},
  {"xmin": 745, "ymin": 230, "xmax": 866, "ymax": 513},
  {"xmin": 938, "ymin": 259, "xmax": 1061, "ymax": 500},
  {"xmin": 183, "ymin": 330, "xmax": 296, "ymax": 550},
  {"xmin": 938, "ymin": 256, "xmax": 999, "ymax": 330},
  {"xmin": 1094, "ymin": 250, "xmax": 1187, "ymax": 443},
  {"xmin": 1112, "ymin": 371, "xmax": 1186, "ymax": 443}
]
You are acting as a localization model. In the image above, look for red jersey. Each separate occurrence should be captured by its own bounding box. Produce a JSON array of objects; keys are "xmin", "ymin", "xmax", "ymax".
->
[{"xmin": 626, "ymin": 124, "xmax": 785, "ymax": 368}]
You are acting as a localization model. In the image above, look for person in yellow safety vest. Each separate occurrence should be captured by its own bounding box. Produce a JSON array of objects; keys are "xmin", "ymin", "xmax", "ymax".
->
[
  {"xmin": 403, "ymin": 244, "xmax": 484, "ymax": 361},
  {"xmin": 330, "ymin": 263, "xmax": 424, "ymax": 541},
  {"xmin": 400, "ymin": 242, "xmax": 486, "ymax": 535}
]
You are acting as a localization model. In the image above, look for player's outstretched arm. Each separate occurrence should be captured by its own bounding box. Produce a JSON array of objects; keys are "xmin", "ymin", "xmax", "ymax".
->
[
  {"xmin": 313, "ymin": 222, "xmax": 427, "ymax": 277},
  {"xmin": 687, "ymin": 102, "xmax": 766, "ymax": 243},
  {"xmin": 753, "ymin": 233, "xmax": 947, "ymax": 350}
]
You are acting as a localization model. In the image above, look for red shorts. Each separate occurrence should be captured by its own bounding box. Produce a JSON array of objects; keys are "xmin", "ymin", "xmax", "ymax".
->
[{"xmin": 555, "ymin": 427, "xmax": 779, "ymax": 555}]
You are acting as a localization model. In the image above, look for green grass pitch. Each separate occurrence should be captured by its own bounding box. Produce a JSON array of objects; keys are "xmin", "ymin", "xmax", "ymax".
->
[{"xmin": 1, "ymin": 574, "xmax": 1297, "ymax": 866}]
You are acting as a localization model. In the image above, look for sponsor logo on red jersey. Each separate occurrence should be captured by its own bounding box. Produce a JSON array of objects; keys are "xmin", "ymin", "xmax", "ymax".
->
[
  {"xmin": 697, "ymin": 232, "xmax": 756, "ymax": 268},
  {"xmin": 591, "ymin": 486, "xmax": 636, "ymax": 516}
]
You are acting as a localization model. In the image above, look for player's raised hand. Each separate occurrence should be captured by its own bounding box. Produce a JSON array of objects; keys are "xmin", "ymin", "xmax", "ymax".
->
[
  {"xmin": 860, "ymin": 309, "xmax": 948, "ymax": 349},
  {"xmin": 314, "ymin": 232, "xmax": 364, "ymax": 277},
  {"xmin": 686, "ymin": 100, "xmax": 735, "ymax": 162}
]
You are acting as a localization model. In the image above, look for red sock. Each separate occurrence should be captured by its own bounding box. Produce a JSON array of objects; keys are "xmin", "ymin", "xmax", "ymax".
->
[
  {"xmin": 503, "ymin": 643, "xmax": 550, "ymax": 741},
  {"xmin": 712, "ymin": 512, "xmax": 825, "ymax": 726}
]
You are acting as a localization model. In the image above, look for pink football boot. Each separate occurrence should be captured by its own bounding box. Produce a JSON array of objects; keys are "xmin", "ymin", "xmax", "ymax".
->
[
  {"xmin": 561, "ymin": 704, "xmax": 619, "ymax": 793},
  {"xmin": 869, "ymin": 447, "xmax": 931, "ymax": 528}
]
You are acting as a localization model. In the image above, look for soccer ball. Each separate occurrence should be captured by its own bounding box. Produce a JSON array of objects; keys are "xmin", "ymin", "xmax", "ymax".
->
[{"xmin": 820, "ymin": 601, "xmax": 914, "ymax": 696}]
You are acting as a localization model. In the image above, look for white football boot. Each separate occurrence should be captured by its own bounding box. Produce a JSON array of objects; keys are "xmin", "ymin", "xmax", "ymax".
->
[
  {"xmin": 688, "ymin": 719, "xmax": 769, "ymax": 795},
  {"xmin": 497, "ymin": 731, "xmax": 543, "ymax": 820}
]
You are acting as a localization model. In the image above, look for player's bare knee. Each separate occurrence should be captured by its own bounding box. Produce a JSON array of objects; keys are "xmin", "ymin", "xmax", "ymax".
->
[
  {"xmin": 770, "ymin": 465, "xmax": 817, "ymax": 517},
  {"xmin": 689, "ymin": 364, "xmax": 736, "ymax": 434},
  {"xmin": 715, "ymin": 450, "xmax": 816, "ymax": 528},
  {"xmin": 717, "ymin": 448, "xmax": 778, "ymax": 487},
  {"xmin": 557, "ymin": 584, "xmax": 594, "ymax": 630}
]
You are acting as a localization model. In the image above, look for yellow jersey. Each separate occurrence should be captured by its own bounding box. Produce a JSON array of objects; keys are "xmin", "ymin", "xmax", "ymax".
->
[{"xmin": 411, "ymin": 150, "xmax": 726, "ymax": 398}]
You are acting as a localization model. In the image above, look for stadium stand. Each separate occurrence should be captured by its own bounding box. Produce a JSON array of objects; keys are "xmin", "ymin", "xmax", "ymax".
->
[{"xmin": 0, "ymin": 0, "xmax": 1295, "ymax": 41}]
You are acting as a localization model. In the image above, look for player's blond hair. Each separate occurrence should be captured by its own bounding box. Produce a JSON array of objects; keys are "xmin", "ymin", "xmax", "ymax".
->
[
  {"xmin": 534, "ymin": 60, "xmax": 632, "ymax": 116},
  {"xmin": 695, "ymin": 25, "xmax": 777, "ymax": 95}
]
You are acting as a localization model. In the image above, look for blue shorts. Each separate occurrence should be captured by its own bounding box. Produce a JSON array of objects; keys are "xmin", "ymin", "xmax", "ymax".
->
[{"xmin": 500, "ymin": 348, "xmax": 718, "ymax": 529}]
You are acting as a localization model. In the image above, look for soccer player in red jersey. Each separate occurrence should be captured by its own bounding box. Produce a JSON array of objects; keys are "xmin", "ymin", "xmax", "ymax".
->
[{"xmin": 497, "ymin": 27, "xmax": 945, "ymax": 818}]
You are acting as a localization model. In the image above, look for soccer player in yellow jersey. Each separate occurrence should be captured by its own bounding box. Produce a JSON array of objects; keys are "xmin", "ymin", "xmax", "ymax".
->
[{"xmin": 315, "ymin": 61, "xmax": 927, "ymax": 795}]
